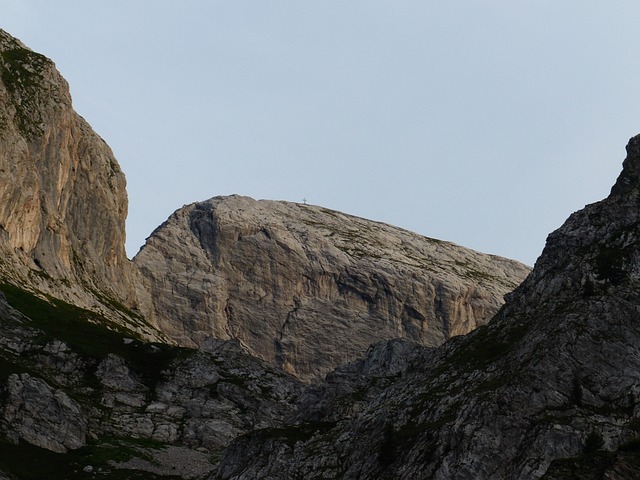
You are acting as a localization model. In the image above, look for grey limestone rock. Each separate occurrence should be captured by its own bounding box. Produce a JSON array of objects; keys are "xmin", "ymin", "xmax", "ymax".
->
[
  {"xmin": 1, "ymin": 373, "xmax": 87, "ymax": 453},
  {"xmin": 135, "ymin": 196, "xmax": 530, "ymax": 381}
]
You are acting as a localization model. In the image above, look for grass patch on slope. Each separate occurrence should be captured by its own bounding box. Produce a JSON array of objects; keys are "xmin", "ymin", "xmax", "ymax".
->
[
  {"xmin": 0, "ymin": 283, "xmax": 189, "ymax": 386},
  {"xmin": 0, "ymin": 437, "xmax": 181, "ymax": 480}
]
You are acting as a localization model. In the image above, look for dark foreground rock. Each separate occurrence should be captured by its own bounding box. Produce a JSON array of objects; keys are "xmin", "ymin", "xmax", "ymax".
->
[{"xmin": 0, "ymin": 288, "xmax": 303, "ymax": 479}]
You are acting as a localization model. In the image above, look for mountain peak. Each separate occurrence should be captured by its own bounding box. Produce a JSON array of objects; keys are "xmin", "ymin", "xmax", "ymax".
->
[
  {"xmin": 610, "ymin": 133, "xmax": 640, "ymax": 197},
  {"xmin": 135, "ymin": 195, "xmax": 530, "ymax": 382}
]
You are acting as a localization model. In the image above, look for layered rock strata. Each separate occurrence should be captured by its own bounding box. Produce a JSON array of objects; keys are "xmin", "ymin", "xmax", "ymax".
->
[{"xmin": 135, "ymin": 196, "xmax": 530, "ymax": 381}]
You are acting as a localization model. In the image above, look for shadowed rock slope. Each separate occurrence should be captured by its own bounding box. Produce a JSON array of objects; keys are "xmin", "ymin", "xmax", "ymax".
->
[
  {"xmin": 0, "ymin": 286, "xmax": 304, "ymax": 479},
  {"xmin": 214, "ymin": 135, "xmax": 640, "ymax": 479},
  {"xmin": 134, "ymin": 196, "xmax": 530, "ymax": 382}
]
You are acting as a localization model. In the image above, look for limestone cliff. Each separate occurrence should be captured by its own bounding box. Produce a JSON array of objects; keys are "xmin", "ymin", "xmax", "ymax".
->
[
  {"xmin": 0, "ymin": 30, "xmax": 159, "ymax": 340},
  {"xmin": 215, "ymin": 135, "xmax": 640, "ymax": 479},
  {"xmin": 134, "ymin": 196, "xmax": 530, "ymax": 381}
]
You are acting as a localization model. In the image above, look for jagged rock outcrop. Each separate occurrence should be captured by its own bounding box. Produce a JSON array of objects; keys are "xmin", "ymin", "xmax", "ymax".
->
[
  {"xmin": 214, "ymin": 135, "xmax": 640, "ymax": 479},
  {"xmin": 0, "ymin": 30, "xmax": 159, "ymax": 340},
  {"xmin": 135, "ymin": 196, "xmax": 529, "ymax": 381}
]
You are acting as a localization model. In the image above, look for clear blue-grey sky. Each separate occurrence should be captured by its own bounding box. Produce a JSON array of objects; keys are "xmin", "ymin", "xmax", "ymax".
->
[{"xmin": 3, "ymin": 1, "xmax": 640, "ymax": 266}]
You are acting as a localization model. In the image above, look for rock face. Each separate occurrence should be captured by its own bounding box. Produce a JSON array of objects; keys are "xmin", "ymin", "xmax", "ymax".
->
[
  {"xmin": 135, "ymin": 196, "xmax": 530, "ymax": 381},
  {"xmin": 1, "ymin": 373, "xmax": 87, "ymax": 453},
  {"xmin": 214, "ymin": 135, "xmax": 640, "ymax": 479},
  {"xmin": 0, "ymin": 30, "xmax": 158, "ymax": 340}
]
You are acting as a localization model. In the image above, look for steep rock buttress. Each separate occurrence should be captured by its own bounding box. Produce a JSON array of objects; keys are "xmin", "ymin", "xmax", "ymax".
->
[{"xmin": 0, "ymin": 30, "xmax": 160, "ymax": 340}]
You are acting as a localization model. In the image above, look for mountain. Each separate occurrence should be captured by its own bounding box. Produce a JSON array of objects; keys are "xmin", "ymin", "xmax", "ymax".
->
[
  {"xmin": 0, "ymin": 29, "xmax": 159, "ymax": 341},
  {"xmin": 0, "ymin": 28, "xmax": 533, "ymax": 479},
  {"xmin": 134, "ymin": 196, "xmax": 529, "ymax": 381},
  {"xmin": 215, "ymin": 135, "xmax": 640, "ymax": 479},
  {"xmin": 0, "ymin": 28, "xmax": 529, "ymax": 383}
]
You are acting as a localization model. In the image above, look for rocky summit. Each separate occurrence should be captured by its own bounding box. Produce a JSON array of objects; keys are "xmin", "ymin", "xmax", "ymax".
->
[{"xmin": 134, "ymin": 196, "xmax": 529, "ymax": 381}]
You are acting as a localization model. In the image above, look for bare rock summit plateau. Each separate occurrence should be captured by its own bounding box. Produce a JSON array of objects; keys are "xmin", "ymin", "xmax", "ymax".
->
[{"xmin": 135, "ymin": 196, "xmax": 530, "ymax": 381}]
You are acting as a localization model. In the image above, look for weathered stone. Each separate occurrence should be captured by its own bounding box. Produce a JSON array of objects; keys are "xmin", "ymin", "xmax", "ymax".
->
[
  {"xmin": 135, "ymin": 196, "xmax": 530, "ymax": 381},
  {"xmin": 1, "ymin": 373, "xmax": 86, "ymax": 452},
  {"xmin": 96, "ymin": 354, "xmax": 146, "ymax": 392}
]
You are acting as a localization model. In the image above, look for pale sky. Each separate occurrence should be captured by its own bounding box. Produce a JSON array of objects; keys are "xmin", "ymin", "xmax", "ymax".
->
[{"xmin": 3, "ymin": 1, "xmax": 640, "ymax": 266}]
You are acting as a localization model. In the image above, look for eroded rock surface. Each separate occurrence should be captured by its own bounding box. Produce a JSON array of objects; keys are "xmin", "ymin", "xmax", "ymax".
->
[{"xmin": 135, "ymin": 196, "xmax": 529, "ymax": 381}]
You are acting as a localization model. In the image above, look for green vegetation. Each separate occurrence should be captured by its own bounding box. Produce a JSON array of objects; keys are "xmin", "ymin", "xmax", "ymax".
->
[
  {"xmin": 0, "ymin": 437, "xmax": 180, "ymax": 480},
  {"xmin": 541, "ymin": 451, "xmax": 617, "ymax": 479},
  {"xmin": 378, "ymin": 423, "xmax": 398, "ymax": 467},
  {"xmin": 445, "ymin": 321, "xmax": 531, "ymax": 372},
  {"xmin": 0, "ymin": 47, "xmax": 49, "ymax": 137},
  {"xmin": 541, "ymin": 438, "xmax": 640, "ymax": 479},
  {"xmin": 0, "ymin": 48, "xmax": 47, "ymax": 91},
  {"xmin": 571, "ymin": 376, "xmax": 583, "ymax": 407},
  {"xmin": 582, "ymin": 429, "xmax": 604, "ymax": 454},
  {"xmin": 594, "ymin": 246, "xmax": 627, "ymax": 286},
  {"xmin": 0, "ymin": 283, "xmax": 189, "ymax": 386},
  {"xmin": 627, "ymin": 418, "xmax": 640, "ymax": 432},
  {"xmin": 618, "ymin": 437, "xmax": 640, "ymax": 452},
  {"xmin": 254, "ymin": 421, "xmax": 337, "ymax": 447}
]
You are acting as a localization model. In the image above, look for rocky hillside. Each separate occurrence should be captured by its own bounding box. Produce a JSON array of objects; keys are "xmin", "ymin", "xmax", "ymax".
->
[
  {"xmin": 0, "ymin": 29, "xmax": 159, "ymax": 340},
  {"xmin": 215, "ymin": 135, "xmax": 640, "ymax": 479},
  {"xmin": 0, "ymin": 285, "xmax": 303, "ymax": 479},
  {"xmin": 134, "ymin": 196, "xmax": 529, "ymax": 381}
]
